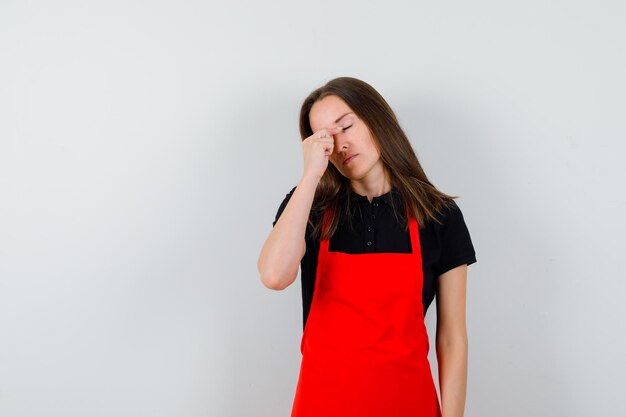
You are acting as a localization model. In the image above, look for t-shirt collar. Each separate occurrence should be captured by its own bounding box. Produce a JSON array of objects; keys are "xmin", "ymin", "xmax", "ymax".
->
[{"xmin": 349, "ymin": 186, "xmax": 401, "ymax": 206}]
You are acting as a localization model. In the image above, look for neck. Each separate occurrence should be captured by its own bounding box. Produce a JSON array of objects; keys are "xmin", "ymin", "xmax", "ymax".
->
[{"xmin": 349, "ymin": 172, "xmax": 392, "ymax": 204}]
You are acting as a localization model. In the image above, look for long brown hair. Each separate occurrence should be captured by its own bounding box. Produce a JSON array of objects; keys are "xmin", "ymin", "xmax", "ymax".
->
[{"xmin": 299, "ymin": 76, "xmax": 459, "ymax": 241}]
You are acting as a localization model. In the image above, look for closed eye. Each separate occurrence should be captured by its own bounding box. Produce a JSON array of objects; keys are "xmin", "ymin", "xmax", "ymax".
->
[{"xmin": 343, "ymin": 125, "xmax": 352, "ymax": 130}]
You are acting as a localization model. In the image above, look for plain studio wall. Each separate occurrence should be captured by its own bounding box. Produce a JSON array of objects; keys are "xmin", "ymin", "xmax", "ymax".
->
[{"xmin": 1, "ymin": 1, "xmax": 624, "ymax": 416}]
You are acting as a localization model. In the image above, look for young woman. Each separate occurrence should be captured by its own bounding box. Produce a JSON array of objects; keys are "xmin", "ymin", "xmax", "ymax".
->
[{"xmin": 257, "ymin": 77, "xmax": 477, "ymax": 417}]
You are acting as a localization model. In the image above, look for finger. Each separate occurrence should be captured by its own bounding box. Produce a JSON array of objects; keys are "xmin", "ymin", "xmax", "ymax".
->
[
  {"xmin": 325, "ymin": 125, "xmax": 344, "ymax": 135},
  {"xmin": 317, "ymin": 131, "xmax": 330, "ymax": 139},
  {"xmin": 318, "ymin": 125, "xmax": 343, "ymax": 138}
]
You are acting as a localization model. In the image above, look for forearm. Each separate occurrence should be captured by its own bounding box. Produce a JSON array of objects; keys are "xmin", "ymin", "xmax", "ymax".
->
[
  {"xmin": 436, "ymin": 336, "xmax": 468, "ymax": 417},
  {"xmin": 258, "ymin": 175, "xmax": 319, "ymax": 290}
]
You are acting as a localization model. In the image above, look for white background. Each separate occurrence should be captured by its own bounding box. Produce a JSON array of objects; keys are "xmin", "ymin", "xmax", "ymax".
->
[{"xmin": 1, "ymin": 1, "xmax": 624, "ymax": 416}]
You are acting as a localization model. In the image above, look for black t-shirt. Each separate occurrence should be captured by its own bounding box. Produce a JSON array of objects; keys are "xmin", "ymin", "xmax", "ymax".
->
[{"xmin": 272, "ymin": 185, "xmax": 477, "ymax": 330}]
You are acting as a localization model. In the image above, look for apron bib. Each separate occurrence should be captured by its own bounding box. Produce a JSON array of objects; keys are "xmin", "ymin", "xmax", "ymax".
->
[{"xmin": 291, "ymin": 202, "xmax": 442, "ymax": 417}]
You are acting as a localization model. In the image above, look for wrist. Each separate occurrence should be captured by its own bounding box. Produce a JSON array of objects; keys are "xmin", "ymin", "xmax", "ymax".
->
[{"xmin": 300, "ymin": 174, "xmax": 321, "ymax": 186}]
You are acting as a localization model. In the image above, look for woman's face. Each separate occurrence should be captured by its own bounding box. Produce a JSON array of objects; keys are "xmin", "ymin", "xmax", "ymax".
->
[{"xmin": 309, "ymin": 95, "xmax": 383, "ymax": 182}]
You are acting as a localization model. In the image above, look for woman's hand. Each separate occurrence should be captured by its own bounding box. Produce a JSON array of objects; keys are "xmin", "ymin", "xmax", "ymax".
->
[{"xmin": 301, "ymin": 125, "xmax": 343, "ymax": 180}]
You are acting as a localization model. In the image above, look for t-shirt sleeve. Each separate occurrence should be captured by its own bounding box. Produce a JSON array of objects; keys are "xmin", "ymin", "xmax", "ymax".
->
[
  {"xmin": 432, "ymin": 200, "xmax": 477, "ymax": 277},
  {"xmin": 272, "ymin": 185, "xmax": 297, "ymax": 227}
]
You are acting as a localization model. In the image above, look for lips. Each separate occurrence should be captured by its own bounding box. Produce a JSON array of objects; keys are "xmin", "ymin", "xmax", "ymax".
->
[{"xmin": 343, "ymin": 154, "xmax": 357, "ymax": 165}]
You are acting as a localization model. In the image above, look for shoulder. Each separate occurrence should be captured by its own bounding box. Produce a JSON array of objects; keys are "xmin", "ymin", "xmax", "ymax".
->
[
  {"xmin": 431, "ymin": 199, "xmax": 477, "ymax": 275},
  {"xmin": 424, "ymin": 199, "xmax": 465, "ymax": 230},
  {"xmin": 436, "ymin": 199, "xmax": 474, "ymax": 241},
  {"xmin": 439, "ymin": 199, "xmax": 465, "ymax": 223}
]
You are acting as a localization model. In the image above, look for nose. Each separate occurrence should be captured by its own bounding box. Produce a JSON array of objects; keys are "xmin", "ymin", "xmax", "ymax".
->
[{"xmin": 332, "ymin": 129, "xmax": 348, "ymax": 153}]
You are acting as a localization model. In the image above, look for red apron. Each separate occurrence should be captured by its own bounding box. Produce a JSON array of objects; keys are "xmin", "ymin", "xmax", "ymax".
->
[{"xmin": 291, "ymin": 203, "xmax": 442, "ymax": 417}]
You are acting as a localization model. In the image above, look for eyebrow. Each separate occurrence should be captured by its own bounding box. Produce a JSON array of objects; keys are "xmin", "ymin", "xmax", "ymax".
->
[{"xmin": 335, "ymin": 112, "xmax": 353, "ymax": 123}]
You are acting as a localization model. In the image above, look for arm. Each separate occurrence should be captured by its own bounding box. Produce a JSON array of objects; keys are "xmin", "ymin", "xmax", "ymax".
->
[
  {"xmin": 435, "ymin": 264, "xmax": 469, "ymax": 417},
  {"xmin": 257, "ymin": 175, "xmax": 319, "ymax": 291},
  {"xmin": 258, "ymin": 123, "xmax": 341, "ymax": 291}
]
